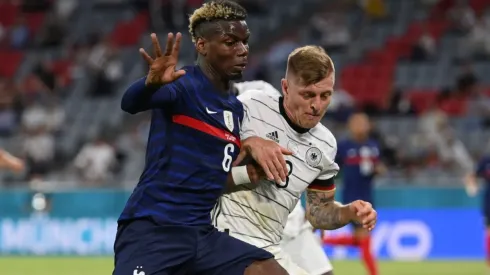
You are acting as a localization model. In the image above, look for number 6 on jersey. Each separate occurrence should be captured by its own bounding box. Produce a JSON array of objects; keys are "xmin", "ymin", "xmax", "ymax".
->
[{"xmin": 222, "ymin": 143, "xmax": 234, "ymax": 172}]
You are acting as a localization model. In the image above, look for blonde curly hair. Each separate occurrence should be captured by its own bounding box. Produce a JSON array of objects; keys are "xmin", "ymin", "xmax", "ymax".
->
[{"xmin": 189, "ymin": 0, "xmax": 247, "ymax": 43}]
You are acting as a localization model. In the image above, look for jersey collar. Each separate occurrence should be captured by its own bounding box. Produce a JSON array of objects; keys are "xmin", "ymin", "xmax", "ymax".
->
[{"xmin": 279, "ymin": 97, "xmax": 309, "ymax": 134}]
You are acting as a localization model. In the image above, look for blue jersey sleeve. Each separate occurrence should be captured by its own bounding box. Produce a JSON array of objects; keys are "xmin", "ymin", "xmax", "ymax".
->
[
  {"xmin": 335, "ymin": 141, "xmax": 345, "ymax": 167},
  {"xmin": 120, "ymin": 76, "xmax": 182, "ymax": 114},
  {"xmin": 476, "ymin": 157, "xmax": 490, "ymax": 177}
]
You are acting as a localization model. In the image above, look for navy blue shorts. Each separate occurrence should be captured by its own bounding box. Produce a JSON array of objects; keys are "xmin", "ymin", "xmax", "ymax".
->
[{"xmin": 113, "ymin": 218, "xmax": 273, "ymax": 275}]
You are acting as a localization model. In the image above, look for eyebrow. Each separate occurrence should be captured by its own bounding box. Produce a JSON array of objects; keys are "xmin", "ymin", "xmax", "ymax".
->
[{"xmin": 224, "ymin": 32, "xmax": 250, "ymax": 40}]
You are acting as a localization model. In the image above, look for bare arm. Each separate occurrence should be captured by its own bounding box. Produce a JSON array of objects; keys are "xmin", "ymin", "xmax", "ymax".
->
[{"xmin": 305, "ymin": 188, "xmax": 354, "ymax": 230}]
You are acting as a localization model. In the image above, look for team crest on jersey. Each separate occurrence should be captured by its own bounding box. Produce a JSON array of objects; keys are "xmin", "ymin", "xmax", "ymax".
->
[
  {"xmin": 306, "ymin": 147, "xmax": 322, "ymax": 167},
  {"xmin": 223, "ymin": 111, "xmax": 234, "ymax": 132}
]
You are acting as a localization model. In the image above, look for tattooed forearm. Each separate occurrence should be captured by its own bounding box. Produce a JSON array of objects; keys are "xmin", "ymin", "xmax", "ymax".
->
[{"xmin": 305, "ymin": 189, "xmax": 352, "ymax": 230}]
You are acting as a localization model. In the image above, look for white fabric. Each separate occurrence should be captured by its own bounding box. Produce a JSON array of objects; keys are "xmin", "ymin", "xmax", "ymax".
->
[{"xmin": 212, "ymin": 89, "xmax": 338, "ymax": 273}]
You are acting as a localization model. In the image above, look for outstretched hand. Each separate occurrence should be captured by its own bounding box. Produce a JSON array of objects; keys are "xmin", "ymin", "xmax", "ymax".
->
[{"xmin": 139, "ymin": 32, "xmax": 186, "ymax": 86}]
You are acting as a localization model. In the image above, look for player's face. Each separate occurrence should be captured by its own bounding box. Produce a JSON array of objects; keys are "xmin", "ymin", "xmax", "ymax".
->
[
  {"xmin": 281, "ymin": 73, "xmax": 334, "ymax": 129},
  {"xmin": 206, "ymin": 20, "xmax": 250, "ymax": 81},
  {"xmin": 349, "ymin": 113, "xmax": 370, "ymax": 137}
]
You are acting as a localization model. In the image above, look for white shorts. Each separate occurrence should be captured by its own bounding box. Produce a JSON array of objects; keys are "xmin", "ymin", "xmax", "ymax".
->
[
  {"xmin": 268, "ymin": 246, "xmax": 310, "ymax": 275},
  {"xmin": 281, "ymin": 229, "xmax": 333, "ymax": 275}
]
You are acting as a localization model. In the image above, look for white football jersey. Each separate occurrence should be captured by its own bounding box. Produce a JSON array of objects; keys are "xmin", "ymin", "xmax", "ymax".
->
[
  {"xmin": 234, "ymin": 80, "xmax": 282, "ymax": 96},
  {"xmin": 212, "ymin": 89, "xmax": 339, "ymax": 254}
]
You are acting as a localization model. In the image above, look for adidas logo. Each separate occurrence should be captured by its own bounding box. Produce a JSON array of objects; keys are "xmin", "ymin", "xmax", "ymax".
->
[{"xmin": 266, "ymin": 131, "xmax": 280, "ymax": 143}]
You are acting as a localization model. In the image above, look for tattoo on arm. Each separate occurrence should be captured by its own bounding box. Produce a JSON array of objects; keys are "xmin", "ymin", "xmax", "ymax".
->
[{"xmin": 306, "ymin": 189, "xmax": 351, "ymax": 230}]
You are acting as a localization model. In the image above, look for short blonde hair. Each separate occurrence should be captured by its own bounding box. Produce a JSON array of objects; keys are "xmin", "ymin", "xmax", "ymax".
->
[
  {"xmin": 286, "ymin": 46, "xmax": 335, "ymax": 86},
  {"xmin": 189, "ymin": 0, "xmax": 247, "ymax": 43}
]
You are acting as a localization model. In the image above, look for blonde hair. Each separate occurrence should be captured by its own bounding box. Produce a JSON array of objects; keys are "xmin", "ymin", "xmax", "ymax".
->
[
  {"xmin": 286, "ymin": 46, "xmax": 335, "ymax": 86},
  {"xmin": 189, "ymin": 0, "xmax": 247, "ymax": 43}
]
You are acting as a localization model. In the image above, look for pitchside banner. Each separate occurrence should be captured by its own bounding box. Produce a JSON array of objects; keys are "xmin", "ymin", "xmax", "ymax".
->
[{"xmin": 0, "ymin": 209, "xmax": 484, "ymax": 259}]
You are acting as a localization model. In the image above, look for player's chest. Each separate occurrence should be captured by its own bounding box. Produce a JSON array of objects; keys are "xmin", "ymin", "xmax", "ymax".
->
[
  {"xmin": 261, "ymin": 131, "xmax": 328, "ymax": 191},
  {"xmin": 344, "ymin": 145, "xmax": 380, "ymax": 164},
  {"xmin": 178, "ymin": 92, "xmax": 242, "ymax": 139}
]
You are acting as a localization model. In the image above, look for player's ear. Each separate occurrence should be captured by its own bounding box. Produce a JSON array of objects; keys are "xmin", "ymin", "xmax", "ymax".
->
[
  {"xmin": 281, "ymin": 78, "xmax": 288, "ymax": 96},
  {"xmin": 196, "ymin": 37, "xmax": 207, "ymax": 56}
]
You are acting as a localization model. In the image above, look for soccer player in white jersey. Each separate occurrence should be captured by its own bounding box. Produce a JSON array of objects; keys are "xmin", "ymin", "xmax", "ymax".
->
[
  {"xmin": 233, "ymin": 80, "xmax": 334, "ymax": 275},
  {"xmin": 213, "ymin": 46, "xmax": 377, "ymax": 274}
]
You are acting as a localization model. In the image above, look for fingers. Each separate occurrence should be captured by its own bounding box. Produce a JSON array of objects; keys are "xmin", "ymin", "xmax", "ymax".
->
[
  {"xmin": 232, "ymin": 150, "xmax": 247, "ymax": 166},
  {"xmin": 354, "ymin": 201, "xmax": 377, "ymax": 231},
  {"xmin": 163, "ymin": 32, "xmax": 174, "ymax": 56},
  {"xmin": 257, "ymin": 159, "xmax": 274, "ymax": 182},
  {"xmin": 272, "ymin": 152, "xmax": 287, "ymax": 182},
  {"xmin": 280, "ymin": 147, "xmax": 293, "ymax": 155},
  {"xmin": 265, "ymin": 160, "xmax": 283, "ymax": 184},
  {"xmin": 139, "ymin": 48, "xmax": 153, "ymax": 65},
  {"xmin": 172, "ymin": 69, "xmax": 186, "ymax": 79},
  {"xmin": 151, "ymin": 33, "xmax": 163, "ymax": 57},
  {"xmin": 172, "ymin": 32, "xmax": 182, "ymax": 58},
  {"xmin": 362, "ymin": 212, "xmax": 377, "ymax": 231}
]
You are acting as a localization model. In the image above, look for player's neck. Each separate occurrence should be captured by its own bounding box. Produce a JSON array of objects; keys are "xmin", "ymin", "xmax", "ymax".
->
[
  {"xmin": 352, "ymin": 134, "xmax": 368, "ymax": 143},
  {"xmin": 197, "ymin": 57, "xmax": 230, "ymax": 92},
  {"xmin": 279, "ymin": 97, "xmax": 309, "ymax": 134}
]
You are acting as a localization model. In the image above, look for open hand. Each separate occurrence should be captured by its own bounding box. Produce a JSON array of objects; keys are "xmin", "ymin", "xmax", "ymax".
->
[
  {"xmin": 139, "ymin": 32, "xmax": 186, "ymax": 86},
  {"xmin": 234, "ymin": 137, "xmax": 293, "ymax": 185},
  {"xmin": 349, "ymin": 200, "xmax": 377, "ymax": 231}
]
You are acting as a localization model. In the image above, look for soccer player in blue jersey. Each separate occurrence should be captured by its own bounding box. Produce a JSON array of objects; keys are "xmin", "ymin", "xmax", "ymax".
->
[
  {"xmin": 323, "ymin": 112, "xmax": 386, "ymax": 275},
  {"xmin": 113, "ymin": 1, "xmax": 292, "ymax": 275},
  {"xmin": 465, "ymin": 154, "xmax": 490, "ymax": 269}
]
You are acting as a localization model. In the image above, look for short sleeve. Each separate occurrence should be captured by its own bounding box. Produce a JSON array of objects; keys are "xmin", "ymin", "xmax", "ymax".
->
[
  {"xmin": 308, "ymin": 141, "xmax": 339, "ymax": 192},
  {"xmin": 237, "ymin": 90, "xmax": 263, "ymax": 140}
]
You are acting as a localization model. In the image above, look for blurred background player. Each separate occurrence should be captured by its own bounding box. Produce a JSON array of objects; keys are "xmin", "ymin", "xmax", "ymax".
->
[
  {"xmin": 323, "ymin": 112, "xmax": 386, "ymax": 275},
  {"xmin": 214, "ymin": 46, "xmax": 377, "ymax": 274},
  {"xmin": 114, "ymin": 1, "xmax": 291, "ymax": 274},
  {"xmin": 233, "ymin": 78, "xmax": 335, "ymax": 275},
  {"xmin": 465, "ymin": 151, "xmax": 490, "ymax": 271}
]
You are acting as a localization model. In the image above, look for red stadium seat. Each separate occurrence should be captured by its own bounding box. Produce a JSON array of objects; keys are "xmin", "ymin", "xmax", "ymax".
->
[
  {"xmin": 0, "ymin": 51, "xmax": 24, "ymax": 78},
  {"xmin": 25, "ymin": 12, "xmax": 46, "ymax": 35},
  {"xmin": 51, "ymin": 60, "xmax": 73, "ymax": 86},
  {"xmin": 407, "ymin": 89, "xmax": 439, "ymax": 114},
  {"xmin": 111, "ymin": 12, "xmax": 148, "ymax": 46},
  {"xmin": 0, "ymin": 2, "xmax": 19, "ymax": 27}
]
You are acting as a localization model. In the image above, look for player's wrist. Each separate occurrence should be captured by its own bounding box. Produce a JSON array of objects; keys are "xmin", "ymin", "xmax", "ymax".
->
[
  {"xmin": 342, "ymin": 204, "xmax": 357, "ymax": 224},
  {"xmin": 231, "ymin": 166, "xmax": 251, "ymax": 185}
]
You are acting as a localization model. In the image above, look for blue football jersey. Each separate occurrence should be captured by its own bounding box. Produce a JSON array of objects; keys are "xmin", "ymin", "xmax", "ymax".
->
[
  {"xmin": 119, "ymin": 65, "xmax": 244, "ymax": 225},
  {"xmin": 336, "ymin": 138, "xmax": 380, "ymax": 203}
]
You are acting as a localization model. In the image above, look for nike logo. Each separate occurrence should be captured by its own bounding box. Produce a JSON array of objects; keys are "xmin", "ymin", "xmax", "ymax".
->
[{"xmin": 206, "ymin": 107, "xmax": 217, "ymax": 114}]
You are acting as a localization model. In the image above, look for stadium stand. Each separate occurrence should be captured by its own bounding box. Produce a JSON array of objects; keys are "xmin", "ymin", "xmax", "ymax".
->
[{"xmin": 0, "ymin": 0, "xmax": 488, "ymax": 187}]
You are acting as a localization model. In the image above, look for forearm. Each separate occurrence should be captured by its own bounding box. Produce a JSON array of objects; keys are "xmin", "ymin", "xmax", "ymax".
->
[
  {"xmin": 120, "ymin": 77, "xmax": 160, "ymax": 114},
  {"xmin": 306, "ymin": 201, "xmax": 353, "ymax": 230}
]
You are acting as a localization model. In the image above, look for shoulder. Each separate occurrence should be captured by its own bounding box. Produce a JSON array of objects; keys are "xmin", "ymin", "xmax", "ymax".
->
[
  {"xmin": 171, "ymin": 65, "xmax": 205, "ymax": 91},
  {"xmin": 310, "ymin": 123, "xmax": 337, "ymax": 152},
  {"xmin": 235, "ymin": 80, "xmax": 281, "ymax": 96},
  {"xmin": 237, "ymin": 89, "xmax": 279, "ymax": 110}
]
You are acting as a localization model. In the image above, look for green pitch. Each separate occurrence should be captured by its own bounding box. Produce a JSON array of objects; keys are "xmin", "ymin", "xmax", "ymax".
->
[{"xmin": 0, "ymin": 257, "xmax": 484, "ymax": 275}]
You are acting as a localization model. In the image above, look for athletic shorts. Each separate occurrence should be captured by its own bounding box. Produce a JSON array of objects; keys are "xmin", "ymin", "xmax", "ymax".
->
[
  {"xmin": 281, "ymin": 228, "xmax": 333, "ymax": 275},
  {"xmin": 113, "ymin": 218, "xmax": 273, "ymax": 275}
]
